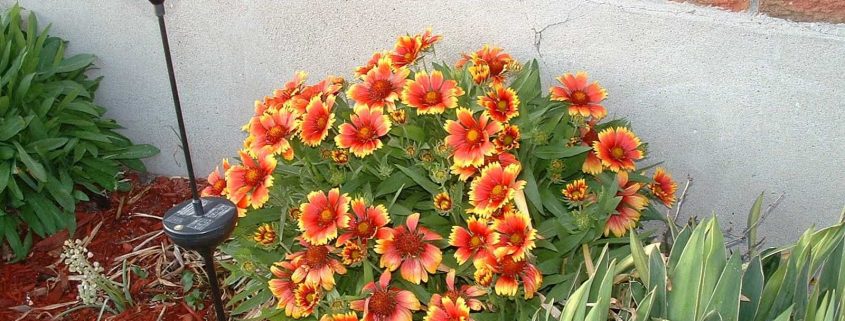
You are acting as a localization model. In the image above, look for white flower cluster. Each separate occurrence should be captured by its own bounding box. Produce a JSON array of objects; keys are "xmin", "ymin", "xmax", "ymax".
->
[{"xmin": 60, "ymin": 239, "xmax": 104, "ymax": 306}]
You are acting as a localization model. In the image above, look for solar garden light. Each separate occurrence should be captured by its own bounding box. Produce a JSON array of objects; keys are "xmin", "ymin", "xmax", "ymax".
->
[{"xmin": 147, "ymin": 1, "xmax": 236, "ymax": 320}]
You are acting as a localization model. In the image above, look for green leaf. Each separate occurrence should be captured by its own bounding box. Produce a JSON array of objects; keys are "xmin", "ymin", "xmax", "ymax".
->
[
  {"xmin": 69, "ymin": 130, "xmax": 110, "ymax": 143},
  {"xmin": 15, "ymin": 72, "xmax": 34, "ymax": 100},
  {"xmin": 520, "ymin": 163, "xmax": 544, "ymax": 215},
  {"xmin": 739, "ymin": 256, "xmax": 764, "ymax": 320},
  {"xmin": 0, "ymin": 116, "xmax": 26, "ymax": 140},
  {"xmin": 704, "ymin": 253, "xmax": 743, "ymax": 321},
  {"xmin": 747, "ymin": 193, "xmax": 764, "ymax": 256},
  {"xmin": 181, "ymin": 270, "xmax": 195, "ymax": 292},
  {"xmin": 27, "ymin": 138, "xmax": 68, "ymax": 153},
  {"xmin": 45, "ymin": 175, "xmax": 75, "ymax": 211},
  {"xmin": 394, "ymin": 164, "xmax": 439, "ymax": 195},
  {"xmin": 630, "ymin": 230, "xmax": 650, "ymax": 286},
  {"xmin": 106, "ymin": 144, "xmax": 160, "ymax": 159},
  {"xmin": 13, "ymin": 142, "xmax": 47, "ymax": 182},
  {"xmin": 668, "ymin": 218, "xmax": 709, "ymax": 321},
  {"xmin": 231, "ymin": 287, "xmax": 272, "ymax": 315},
  {"xmin": 0, "ymin": 161, "xmax": 10, "ymax": 193},
  {"xmin": 55, "ymin": 54, "xmax": 95, "ymax": 73},
  {"xmin": 534, "ymin": 145, "xmax": 592, "ymax": 160}
]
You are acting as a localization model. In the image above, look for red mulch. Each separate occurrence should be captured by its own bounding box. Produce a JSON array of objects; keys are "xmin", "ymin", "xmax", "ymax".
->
[{"xmin": 0, "ymin": 173, "xmax": 215, "ymax": 321}]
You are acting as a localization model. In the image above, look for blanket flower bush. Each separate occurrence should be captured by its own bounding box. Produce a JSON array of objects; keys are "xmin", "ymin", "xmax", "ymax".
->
[{"xmin": 210, "ymin": 30, "xmax": 678, "ymax": 320}]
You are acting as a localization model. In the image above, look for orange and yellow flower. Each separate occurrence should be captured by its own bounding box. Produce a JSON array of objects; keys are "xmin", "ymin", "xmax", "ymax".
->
[
  {"xmin": 263, "ymin": 71, "xmax": 308, "ymax": 113},
  {"xmin": 479, "ymin": 254, "xmax": 542, "ymax": 299},
  {"xmin": 578, "ymin": 121, "xmax": 603, "ymax": 175},
  {"xmin": 336, "ymin": 198, "xmax": 390, "ymax": 246},
  {"xmin": 375, "ymin": 213, "xmax": 442, "ymax": 284},
  {"xmin": 249, "ymin": 107, "xmax": 298, "ymax": 158},
  {"xmin": 289, "ymin": 77, "xmax": 344, "ymax": 115},
  {"xmin": 492, "ymin": 210, "xmax": 536, "ymax": 261},
  {"xmin": 321, "ymin": 312, "xmax": 359, "ymax": 321},
  {"xmin": 478, "ymin": 86, "xmax": 519, "ymax": 123},
  {"xmin": 389, "ymin": 109, "xmax": 407, "ymax": 125},
  {"xmin": 650, "ymin": 167, "xmax": 677, "ymax": 207},
  {"xmin": 474, "ymin": 265, "xmax": 494, "ymax": 287},
  {"xmin": 562, "ymin": 179, "xmax": 589, "ymax": 203},
  {"xmin": 550, "ymin": 72, "xmax": 608, "ymax": 119},
  {"xmin": 269, "ymin": 260, "xmax": 313, "ymax": 318},
  {"xmin": 494, "ymin": 124, "xmax": 520, "ymax": 152},
  {"xmin": 429, "ymin": 269, "xmax": 486, "ymax": 312},
  {"xmin": 469, "ymin": 162, "xmax": 525, "ymax": 217},
  {"xmin": 433, "ymin": 192, "xmax": 453, "ymax": 214},
  {"xmin": 450, "ymin": 163, "xmax": 478, "ymax": 182},
  {"xmin": 391, "ymin": 34, "xmax": 423, "ymax": 68},
  {"xmin": 201, "ymin": 159, "xmax": 230, "ymax": 197},
  {"xmin": 444, "ymin": 108, "xmax": 502, "ymax": 167},
  {"xmin": 423, "ymin": 297, "xmax": 471, "ymax": 321},
  {"xmin": 347, "ymin": 58, "xmax": 410, "ymax": 109},
  {"xmin": 401, "ymin": 70, "xmax": 465, "ymax": 115},
  {"xmin": 350, "ymin": 271, "xmax": 421, "ymax": 321},
  {"xmin": 593, "ymin": 127, "xmax": 643, "ymax": 172},
  {"xmin": 356, "ymin": 51, "xmax": 389, "ymax": 79},
  {"xmin": 419, "ymin": 28, "xmax": 442, "ymax": 50},
  {"xmin": 449, "ymin": 216, "xmax": 497, "ymax": 265},
  {"xmin": 335, "ymin": 105, "xmax": 392, "ymax": 157},
  {"xmin": 293, "ymin": 282, "xmax": 321, "ymax": 317},
  {"xmin": 254, "ymin": 223, "xmax": 277, "ymax": 246},
  {"xmin": 331, "ymin": 149, "xmax": 349, "ymax": 165},
  {"xmin": 226, "ymin": 149, "xmax": 276, "ymax": 209},
  {"xmin": 298, "ymin": 188, "xmax": 351, "ymax": 245},
  {"xmin": 299, "ymin": 95, "xmax": 337, "ymax": 147},
  {"xmin": 457, "ymin": 45, "xmax": 514, "ymax": 85},
  {"xmin": 604, "ymin": 171, "xmax": 649, "ymax": 237},
  {"xmin": 340, "ymin": 241, "xmax": 366, "ymax": 266},
  {"xmin": 287, "ymin": 240, "xmax": 347, "ymax": 290},
  {"xmin": 490, "ymin": 202, "xmax": 517, "ymax": 221}
]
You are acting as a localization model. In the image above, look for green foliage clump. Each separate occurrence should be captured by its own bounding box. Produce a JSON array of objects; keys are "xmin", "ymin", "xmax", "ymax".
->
[{"xmin": 0, "ymin": 5, "xmax": 159, "ymax": 261}]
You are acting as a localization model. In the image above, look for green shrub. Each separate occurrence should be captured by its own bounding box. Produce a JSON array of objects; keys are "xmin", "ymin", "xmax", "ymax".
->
[
  {"xmin": 0, "ymin": 5, "xmax": 159, "ymax": 261},
  {"xmin": 539, "ymin": 205, "xmax": 845, "ymax": 321}
]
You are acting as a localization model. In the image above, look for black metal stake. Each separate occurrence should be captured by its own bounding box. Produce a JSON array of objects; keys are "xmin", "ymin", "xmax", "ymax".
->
[
  {"xmin": 199, "ymin": 248, "xmax": 227, "ymax": 321},
  {"xmin": 151, "ymin": 0, "xmax": 203, "ymax": 217},
  {"xmin": 148, "ymin": 2, "xmax": 237, "ymax": 321}
]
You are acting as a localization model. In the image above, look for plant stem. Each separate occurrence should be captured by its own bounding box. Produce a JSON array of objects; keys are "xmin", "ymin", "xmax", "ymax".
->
[{"xmin": 581, "ymin": 244, "xmax": 594, "ymax": 277}]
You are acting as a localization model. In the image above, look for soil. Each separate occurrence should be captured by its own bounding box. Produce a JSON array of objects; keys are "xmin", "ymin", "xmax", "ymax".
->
[{"xmin": 0, "ymin": 173, "xmax": 216, "ymax": 321}]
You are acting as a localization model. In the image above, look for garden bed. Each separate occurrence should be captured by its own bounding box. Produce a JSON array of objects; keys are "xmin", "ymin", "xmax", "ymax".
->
[{"xmin": 0, "ymin": 173, "xmax": 211, "ymax": 321}]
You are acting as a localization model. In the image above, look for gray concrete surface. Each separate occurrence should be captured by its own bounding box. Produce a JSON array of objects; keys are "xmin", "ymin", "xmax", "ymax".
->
[{"xmin": 5, "ymin": 0, "xmax": 844, "ymax": 245}]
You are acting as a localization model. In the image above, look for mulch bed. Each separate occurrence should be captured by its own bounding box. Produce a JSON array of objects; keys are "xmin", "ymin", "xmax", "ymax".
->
[{"xmin": 0, "ymin": 173, "xmax": 215, "ymax": 321}]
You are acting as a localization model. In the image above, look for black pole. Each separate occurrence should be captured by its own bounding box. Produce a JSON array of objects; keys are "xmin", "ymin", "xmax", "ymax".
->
[
  {"xmin": 150, "ymin": 3, "xmax": 238, "ymax": 321},
  {"xmin": 199, "ymin": 248, "xmax": 227, "ymax": 321},
  {"xmin": 151, "ymin": 0, "xmax": 204, "ymax": 217}
]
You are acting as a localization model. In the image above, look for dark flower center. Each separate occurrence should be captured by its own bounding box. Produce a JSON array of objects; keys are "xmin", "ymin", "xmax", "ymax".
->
[
  {"xmin": 266, "ymin": 126, "xmax": 285, "ymax": 144},
  {"xmin": 370, "ymin": 80, "xmax": 393, "ymax": 101},
  {"xmin": 424, "ymin": 90, "xmax": 441, "ymax": 105},
  {"xmin": 369, "ymin": 289, "xmax": 397, "ymax": 317},
  {"xmin": 245, "ymin": 168, "xmax": 263, "ymax": 186},
  {"xmin": 501, "ymin": 257, "xmax": 525, "ymax": 276},
  {"xmin": 571, "ymin": 91, "xmax": 588, "ymax": 105},
  {"xmin": 611, "ymin": 147, "xmax": 625, "ymax": 159},
  {"xmin": 394, "ymin": 228, "xmax": 425, "ymax": 257},
  {"xmin": 305, "ymin": 245, "xmax": 329, "ymax": 267}
]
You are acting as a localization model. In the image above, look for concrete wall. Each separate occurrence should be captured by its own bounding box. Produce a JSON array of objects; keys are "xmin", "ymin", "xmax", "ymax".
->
[{"xmin": 6, "ymin": 0, "xmax": 844, "ymax": 245}]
